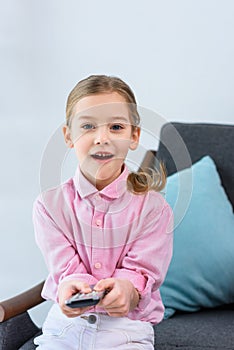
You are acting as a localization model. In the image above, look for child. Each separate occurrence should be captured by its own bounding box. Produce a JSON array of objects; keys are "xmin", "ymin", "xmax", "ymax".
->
[{"xmin": 33, "ymin": 75, "xmax": 173, "ymax": 349}]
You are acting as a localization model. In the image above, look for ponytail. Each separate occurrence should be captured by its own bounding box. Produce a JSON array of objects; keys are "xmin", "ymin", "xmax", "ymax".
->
[{"xmin": 127, "ymin": 162, "xmax": 166, "ymax": 194}]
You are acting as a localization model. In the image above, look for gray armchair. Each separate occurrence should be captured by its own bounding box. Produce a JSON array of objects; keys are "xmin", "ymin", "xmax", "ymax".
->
[{"xmin": 152, "ymin": 122, "xmax": 234, "ymax": 349}]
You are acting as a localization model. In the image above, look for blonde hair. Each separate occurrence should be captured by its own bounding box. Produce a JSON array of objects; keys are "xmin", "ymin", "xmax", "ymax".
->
[{"xmin": 66, "ymin": 74, "xmax": 166, "ymax": 194}]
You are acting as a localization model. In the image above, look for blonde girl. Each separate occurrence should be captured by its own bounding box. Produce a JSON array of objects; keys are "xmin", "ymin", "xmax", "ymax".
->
[{"xmin": 33, "ymin": 75, "xmax": 173, "ymax": 349}]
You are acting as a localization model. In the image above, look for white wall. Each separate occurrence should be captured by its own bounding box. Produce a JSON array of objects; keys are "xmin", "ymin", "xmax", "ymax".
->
[{"xmin": 1, "ymin": 0, "xmax": 234, "ymax": 326}]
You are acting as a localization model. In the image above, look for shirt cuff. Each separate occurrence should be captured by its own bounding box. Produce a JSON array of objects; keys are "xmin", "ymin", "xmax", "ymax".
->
[{"xmin": 112, "ymin": 268, "xmax": 147, "ymax": 293}]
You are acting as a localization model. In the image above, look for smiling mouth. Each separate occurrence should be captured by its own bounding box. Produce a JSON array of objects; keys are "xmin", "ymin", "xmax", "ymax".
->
[{"xmin": 91, "ymin": 153, "xmax": 114, "ymax": 160}]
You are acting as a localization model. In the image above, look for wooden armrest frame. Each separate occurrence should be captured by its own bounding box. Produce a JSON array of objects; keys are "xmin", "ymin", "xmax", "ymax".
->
[{"xmin": 0, "ymin": 281, "xmax": 45, "ymax": 322}]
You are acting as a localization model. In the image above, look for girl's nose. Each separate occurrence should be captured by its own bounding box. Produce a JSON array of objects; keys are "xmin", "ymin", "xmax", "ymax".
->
[{"xmin": 94, "ymin": 126, "xmax": 110, "ymax": 145}]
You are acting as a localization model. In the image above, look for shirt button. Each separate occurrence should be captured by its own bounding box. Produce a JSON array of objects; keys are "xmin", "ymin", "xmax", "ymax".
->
[
  {"xmin": 96, "ymin": 219, "xmax": 102, "ymax": 226},
  {"xmin": 94, "ymin": 262, "xmax": 102, "ymax": 269}
]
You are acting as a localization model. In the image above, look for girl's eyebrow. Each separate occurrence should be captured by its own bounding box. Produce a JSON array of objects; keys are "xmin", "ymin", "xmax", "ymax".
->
[
  {"xmin": 77, "ymin": 116, "xmax": 95, "ymax": 121},
  {"xmin": 77, "ymin": 115, "xmax": 130, "ymax": 123},
  {"xmin": 109, "ymin": 116, "xmax": 130, "ymax": 123}
]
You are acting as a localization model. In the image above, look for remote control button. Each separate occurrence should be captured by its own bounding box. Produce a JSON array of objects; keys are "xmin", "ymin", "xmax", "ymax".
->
[{"xmin": 88, "ymin": 315, "xmax": 97, "ymax": 324}]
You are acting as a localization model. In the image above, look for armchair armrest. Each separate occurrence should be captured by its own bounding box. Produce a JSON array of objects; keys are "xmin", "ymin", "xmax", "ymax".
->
[{"xmin": 0, "ymin": 281, "xmax": 45, "ymax": 322}]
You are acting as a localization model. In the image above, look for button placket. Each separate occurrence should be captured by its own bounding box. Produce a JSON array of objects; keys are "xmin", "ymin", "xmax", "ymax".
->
[{"xmin": 91, "ymin": 208, "xmax": 104, "ymax": 275}]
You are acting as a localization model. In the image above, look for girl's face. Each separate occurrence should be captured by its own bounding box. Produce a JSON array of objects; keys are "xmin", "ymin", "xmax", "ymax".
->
[{"xmin": 63, "ymin": 92, "xmax": 140, "ymax": 190}]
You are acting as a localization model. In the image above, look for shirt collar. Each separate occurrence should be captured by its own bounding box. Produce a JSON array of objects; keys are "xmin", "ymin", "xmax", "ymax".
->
[{"xmin": 73, "ymin": 164, "xmax": 129, "ymax": 200}]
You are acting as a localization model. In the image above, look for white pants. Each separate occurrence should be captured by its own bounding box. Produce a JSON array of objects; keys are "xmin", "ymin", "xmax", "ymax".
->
[{"xmin": 34, "ymin": 304, "xmax": 155, "ymax": 349}]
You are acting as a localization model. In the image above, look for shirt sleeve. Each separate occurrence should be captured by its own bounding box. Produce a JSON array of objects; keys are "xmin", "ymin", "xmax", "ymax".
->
[
  {"xmin": 33, "ymin": 198, "xmax": 98, "ymax": 301},
  {"xmin": 111, "ymin": 200, "xmax": 173, "ymax": 316}
]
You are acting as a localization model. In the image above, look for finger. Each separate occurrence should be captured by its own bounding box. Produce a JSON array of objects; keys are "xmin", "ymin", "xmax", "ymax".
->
[
  {"xmin": 72, "ymin": 281, "xmax": 92, "ymax": 293},
  {"xmin": 94, "ymin": 278, "xmax": 115, "ymax": 291},
  {"xmin": 59, "ymin": 284, "xmax": 93, "ymax": 311},
  {"xmin": 62, "ymin": 281, "xmax": 92, "ymax": 300},
  {"xmin": 61, "ymin": 305, "xmax": 91, "ymax": 318},
  {"xmin": 99, "ymin": 290, "xmax": 118, "ymax": 307}
]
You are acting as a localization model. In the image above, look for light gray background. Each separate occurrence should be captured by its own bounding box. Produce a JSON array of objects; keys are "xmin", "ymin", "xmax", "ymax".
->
[{"xmin": 1, "ymin": 0, "xmax": 234, "ymax": 326}]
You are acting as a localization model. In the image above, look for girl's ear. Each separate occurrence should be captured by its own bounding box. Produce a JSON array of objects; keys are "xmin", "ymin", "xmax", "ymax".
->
[
  {"xmin": 129, "ymin": 127, "xmax": 140, "ymax": 150},
  {"xmin": 62, "ymin": 125, "xmax": 74, "ymax": 148}
]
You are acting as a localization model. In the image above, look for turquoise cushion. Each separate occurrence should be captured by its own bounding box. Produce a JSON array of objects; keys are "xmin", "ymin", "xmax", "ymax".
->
[{"xmin": 160, "ymin": 156, "xmax": 234, "ymax": 319}]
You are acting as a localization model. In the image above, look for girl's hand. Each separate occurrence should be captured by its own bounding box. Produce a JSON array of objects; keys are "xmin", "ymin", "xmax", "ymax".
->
[
  {"xmin": 94, "ymin": 278, "xmax": 140, "ymax": 317},
  {"xmin": 58, "ymin": 280, "xmax": 92, "ymax": 318}
]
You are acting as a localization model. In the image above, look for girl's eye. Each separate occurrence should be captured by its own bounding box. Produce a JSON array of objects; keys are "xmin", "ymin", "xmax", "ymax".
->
[
  {"xmin": 110, "ymin": 124, "xmax": 124, "ymax": 131},
  {"xmin": 82, "ymin": 124, "xmax": 95, "ymax": 130}
]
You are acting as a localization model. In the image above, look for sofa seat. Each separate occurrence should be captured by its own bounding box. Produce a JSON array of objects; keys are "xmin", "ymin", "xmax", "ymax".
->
[{"xmin": 154, "ymin": 305, "xmax": 234, "ymax": 350}]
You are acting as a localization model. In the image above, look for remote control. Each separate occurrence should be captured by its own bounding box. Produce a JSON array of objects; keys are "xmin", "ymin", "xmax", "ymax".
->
[{"xmin": 65, "ymin": 289, "xmax": 106, "ymax": 308}]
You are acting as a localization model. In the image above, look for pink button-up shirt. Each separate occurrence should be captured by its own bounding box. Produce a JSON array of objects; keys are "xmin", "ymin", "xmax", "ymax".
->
[{"xmin": 33, "ymin": 165, "xmax": 173, "ymax": 324}]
